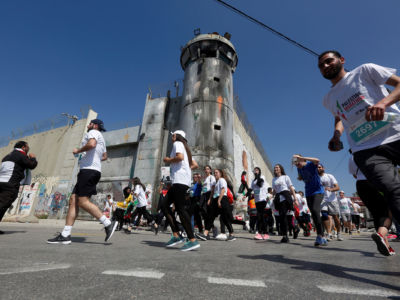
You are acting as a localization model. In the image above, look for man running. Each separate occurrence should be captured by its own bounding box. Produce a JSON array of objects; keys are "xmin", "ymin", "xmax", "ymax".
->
[
  {"xmin": 47, "ymin": 119, "xmax": 117, "ymax": 244},
  {"xmin": 318, "ymin": 164, "xmax": 342, "ymax": 241},
  {"xmin": 319, "ymin": 50, "xmax": 400, "ymax": 228}
]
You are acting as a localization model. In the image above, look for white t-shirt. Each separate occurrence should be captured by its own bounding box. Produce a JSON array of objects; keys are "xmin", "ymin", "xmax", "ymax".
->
[
  {"xmin": 272, "ymin": 175, "xmax": 293, "ymax": 202},
  {"xmin": 339, "ymin": 197, "xmax": 352, "ymax": 214},
  {"xmin": 323, "ymin": 64, "xmax": 400, "ymax": 153},
  {"xmin": 265, "ymin": 193, "xmax": 273, "ymax": 209},
  {"xmin": 202, "ymin": 175, "xmax": 216, "ymax": 194},
  {"xmin": 320, "ymin": 173, "xmax": 338, "ymax": 203},
  {"xmin": 348, "ymin": 156, "xmax": 367, "ymax": 181},
  {"xmin": 79, "ymin": 129, "xmax": 106, "ymax": 172},
  {"xmin": 170, "ymin": 141, "xmax": 191, "ymax": 187},
  {"xmin": 251, "ymin": 175, "xmax": 268, "ymax": 202},
  {"xmin": 295, "ymin": 194, "xmax": 308, "ymax": 213},
  {"xmin": 213, "ymin": 177, "xmax": 228, "ymax": 198},
  {"xmin": 351, "ymin": 202, "xmax": 360, "ymax": 215},
  {"xmin": 134, "ymin": 185, "xmax": 147, "ymax": 208}
]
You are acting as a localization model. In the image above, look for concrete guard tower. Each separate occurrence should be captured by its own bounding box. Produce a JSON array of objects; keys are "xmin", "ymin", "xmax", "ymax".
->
[{"xmin": 179, "ymin": 33, "xmax": 238, "ymax": 179}]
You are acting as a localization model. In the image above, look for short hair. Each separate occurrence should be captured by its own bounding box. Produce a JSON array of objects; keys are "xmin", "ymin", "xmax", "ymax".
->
[
  {"xmin": 15, "ymin": 141, "xmax": 27, "ymax": 149},
  {"xmin": 318, "ymin": 50, "xmax": 342, "ymax": 61}
]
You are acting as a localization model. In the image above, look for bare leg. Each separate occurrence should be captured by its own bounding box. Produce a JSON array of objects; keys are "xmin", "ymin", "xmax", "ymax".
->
[
  {"xmin": 333, "ymin": 215, "xmax": 341, "ymax": 233},
  {"xmin": 65, "ymin": 194, "xmax": 79, "ymax": 226}
]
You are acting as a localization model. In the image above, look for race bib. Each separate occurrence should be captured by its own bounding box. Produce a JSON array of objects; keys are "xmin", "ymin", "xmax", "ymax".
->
[
  {"xmin": 202, "ymin": 186, "xmax": 208, "ymax": 193},
  {"xmin": 213, "ymin": 192, "xmax": 219, "ymax": 198},
  {"xmin": 349, "ymin": 117, "xmax": 391, "ymax": 145}
]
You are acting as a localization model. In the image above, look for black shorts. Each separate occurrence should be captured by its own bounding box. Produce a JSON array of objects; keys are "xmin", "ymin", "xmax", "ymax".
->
[{"xmin": 72, "ymin": 169, "xmax": 101, "ymax": 197}]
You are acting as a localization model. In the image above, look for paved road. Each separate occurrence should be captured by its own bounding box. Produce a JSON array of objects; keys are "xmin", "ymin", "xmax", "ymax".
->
[{"xmin": 1, "ymin": 221, "xmax": 399, "ymax": 299}]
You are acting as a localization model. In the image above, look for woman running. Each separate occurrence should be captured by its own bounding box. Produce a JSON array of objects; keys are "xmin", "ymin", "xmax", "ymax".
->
[
  {"xmin": 162, "ymin": 130, "xmax": 199, "ymax": 251},
  {"xmin": 251, "ymin": 167, "xmax": 270, "ymax": 240},
  {"xmin": 293, "ymin": 154, "xmax": 327, "ymax": 247},
  {"xmin": 272, "ymin": 164, "xmax": 297, "ymax": 243}
]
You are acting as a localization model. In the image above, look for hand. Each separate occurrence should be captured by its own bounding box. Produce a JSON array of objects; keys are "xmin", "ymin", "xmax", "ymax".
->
[
  {"xmin": 292, "ymin": 154, "xmax": 301, "ymax": 160},
  {"xmin": 325, "ymin": 187, "xmax": 330, "ymax": 192},
  {"xmin": 328, "ymin": 133, "xmax": 343, "ymax": 152},
  {"xmin": 163, "ymin": 157, "xmax": 170, "ymax": 163},
  {"xmin": 28, "ymin": 153, "xmax": 36, "ymax": 158},
  {"xmin": 218, "ymin": 201, "xmax": 222, "ymax": 208},
  {"xmin": 207, "ymin": 199, "xmax": 211, "ymax": 206},
  {"xmin": 73, "ymin": 148, "xmax": 80, "ymax": 155},
  {"xmin": 365, "ymin": 103, "xmax": 386, "ymax": 121}
]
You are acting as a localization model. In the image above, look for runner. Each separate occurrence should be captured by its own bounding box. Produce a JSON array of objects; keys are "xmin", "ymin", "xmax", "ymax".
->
[
  {"xmin": 295, "ymin": 191, "xmax": 311, "ymax": 236},
  {"xmin": 272, "ymin": 164, "xmax": 297, "ymax": 243},
  {"xmin": 350, "ymin": 199, "xmax": 361, "ymax": 233},
  {"xmin": 128, "ymin": 177, "xmax": 154, "ymax": 230},
  {"xmin": 47, "ymin": 119, "xmax": 117, "ymax": 244},
  {"xmin": 338, "ymin": 191, "xmax": 353, "ymax": 236},
  {"xmin": 251, "ymin": 167, "xmax": 270, "ymax": 240},
  {"xmin": 318, "ymin": 164, "xmax": 342, "ymax": 241},
  {"xmin": 293, "ymin": 154, "xmax": 327, "ymax": 246},
  {"xmin": 162, "ymin": 130, "xmax": 200, "ymax": 251},
  {"xmin": 318, "ymin": 51, "xmax": 400, "ymax": 227}
]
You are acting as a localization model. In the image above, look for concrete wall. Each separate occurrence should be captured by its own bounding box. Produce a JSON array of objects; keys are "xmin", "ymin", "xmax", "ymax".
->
[{"xmin": 232, "ymin": 111, "xmax": 273, "ymax": 187}]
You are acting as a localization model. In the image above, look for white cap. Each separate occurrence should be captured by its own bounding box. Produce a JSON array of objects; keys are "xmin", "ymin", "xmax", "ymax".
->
[{"xmin": 171, "ymin": 130, "xmax": 186, "ymax": 139}]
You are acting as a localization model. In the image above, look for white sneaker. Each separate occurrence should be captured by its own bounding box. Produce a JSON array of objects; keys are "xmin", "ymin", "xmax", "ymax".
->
[
  {"xmin": 337, "ymin": 234, "xmax": 344, "ymax": 241},
  {"xmin": 216, "ymin": 233, "xmax": 227, "ymax": 241},
  {"xmin": 326, "ymin": 234, "xmax": 332, "ymax": 241}
]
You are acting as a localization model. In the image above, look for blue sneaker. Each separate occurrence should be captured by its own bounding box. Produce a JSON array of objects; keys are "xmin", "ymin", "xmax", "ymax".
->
[
  {"xmin": 166, "ymin": 235, "xmax": 184, "ymax": 247},
  {"xmin": 314, "ymin": 236, "xmax": 328, "ymax": 247},
  {"xmin": 180, "ymin": 239, "xmax": 200, "ymax": 252}
]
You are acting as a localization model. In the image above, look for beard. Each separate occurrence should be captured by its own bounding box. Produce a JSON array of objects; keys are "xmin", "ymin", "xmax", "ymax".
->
[{"xmin": 323, "ymin": 62, "xmax": 343, "ymax": 79}]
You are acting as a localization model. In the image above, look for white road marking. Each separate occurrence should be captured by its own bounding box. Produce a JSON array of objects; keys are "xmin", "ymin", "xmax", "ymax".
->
[
  {"xmin": 102, "ymin": 268, "xmax": 165, "ymax": 279},
  {"xmin": 318, "ymin": 285, "xmax": 399, "ymax": 297},
  {"xmin": 0, "ymin": 263, "xmax": 71, "ymax": 275},
  {"xmin": 207, "ymin": 276, "xmax": 266, "ymax": 287}
]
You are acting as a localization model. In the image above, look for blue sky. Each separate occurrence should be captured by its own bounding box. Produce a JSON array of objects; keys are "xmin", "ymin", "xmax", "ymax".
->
[{"xmin": 1, "ymin": 0, "xmax": 399, "ymax": 195}]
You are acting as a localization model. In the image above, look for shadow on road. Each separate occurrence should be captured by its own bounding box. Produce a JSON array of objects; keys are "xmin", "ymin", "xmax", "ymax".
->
[
  {"xmin": 0, "ymin": 230, "xmax": 27, "ymax": 235},
  {"xmin": 141, "ymin": 240, "xmax": 169, "ymax": 248},
  {"xmin": 238, "ymin": 254, "xmax": 400, "ymax": 292},
  {"xmin": 71, "ymin": 237, "xmax": 112, "ymax": 245}
]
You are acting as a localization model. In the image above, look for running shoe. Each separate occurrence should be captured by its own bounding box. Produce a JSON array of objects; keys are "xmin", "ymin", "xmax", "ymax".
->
[
  {"xmin": 326, "ymin": 234, "xmax": 332, "ymax": 241},
  {"xmin": 337, "ymin": 233, "xmax": 344, "ymax": 241},
  {"xmin": 371, "ymin": 233, "xmax": 390, "ymax": 256},
  {"xmin": 47, "ymin": 233, "xmax": 71, "ymax": 245},
  {"xmin": 389, "ymin": 246, "xmax": 396, "ymax": 256},
  {"xmin": 105, "ymin": 221, "xmax": 118, "ymax": 242},
  {"xmin": 216, "ymin": 233, "xmax": 227, "ymax": 241},
  {"xmin": 196, "ymin": 232, "xmax": 209, "ymax": 241},
  {"xmin": 280, "ymin": 236, "xmax": 289, "ymax": 243},
  {"xmin": 262, "ymin": 234, "xmax": 270, "ymax": 240},
  {"xmin": 314, "ymin": 236, "xmax": 328, "ymax": 247},
  {"xmin": 180, "ymin": 240, "xmax": 200, "ymax": 251},
  {"xmin": 226, "ymin": 235, "xmax": 236, "ymax": 242},
  {"xmin": 166, "ymin": 235, "xmax": 185, "ymax": 247},
  {"xmin": 254, "ymin": 233, "xmax": 263, "ymax": 240}
]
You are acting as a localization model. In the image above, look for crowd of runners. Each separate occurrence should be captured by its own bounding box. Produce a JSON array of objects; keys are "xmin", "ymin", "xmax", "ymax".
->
[{"xmin": 0, "ymin": 50, "xmax": 399, "ymax": 257}]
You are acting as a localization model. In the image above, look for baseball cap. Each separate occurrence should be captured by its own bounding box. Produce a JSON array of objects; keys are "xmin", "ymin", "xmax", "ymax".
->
[
  {"xmin": 90, "ymin": 119, "xmax": 106, "ymax": 132},
  {"xmin": 171, "ymin": 130, "xmax": 186, "ymax": 139}
]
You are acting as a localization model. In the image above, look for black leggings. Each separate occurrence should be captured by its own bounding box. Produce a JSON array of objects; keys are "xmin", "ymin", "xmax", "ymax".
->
[
  {"xmin": 190, "ymin": 196, "xmax": 204, "ymax": 232},
  {"xmin": 256, "ymin": 201, "xmax": 267, "ymax": 234},
  {"xmin": 132, "ymin": 206, "xmax": 153, "ymax": 226},
  {"xmin": 113, "ymin": 208, "xmax": 126, "ymax": 230},
  {"xmin": 278, "ymin": 200, "xmax": 291, "ymax": 237},
  {"xmin": 264, "ymin": 209, "xmax": 274, "ymax": 233},
  {"xmin": 306, "ymin": 193, "xmax": 324, "ymax": 235},
  {"xmin": 0, "ymin": 183, "xmax": 18, "ymax": 222},
  {"xmin": 356, "ymin": 180, "xmax": 391, "ymax": 230},
  {"xmin": 162, "ymin": 184, "xmax": 194, "ymax": 239},
  {"xmin": 206, "ymin": 196, "xmax": 233, "ymax": 234},
  {"xmin": 220, "ymin": 204, "xmax": 245, "ymax": 233}
]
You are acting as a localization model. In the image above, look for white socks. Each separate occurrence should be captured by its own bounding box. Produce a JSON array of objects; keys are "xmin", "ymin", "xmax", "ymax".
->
[
  {"xmin": 61, "ymin": 225, "xmax": 72, "ymax": 237},
  {"xmin": 99, "ymin": 215, "xmax": 111, "ymax": 227}
]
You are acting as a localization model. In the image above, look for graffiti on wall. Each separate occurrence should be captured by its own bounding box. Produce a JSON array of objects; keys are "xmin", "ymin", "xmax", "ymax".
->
[{"xmin": 34, "ymin": 180, "xmax": 70, "ymax": 218}]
